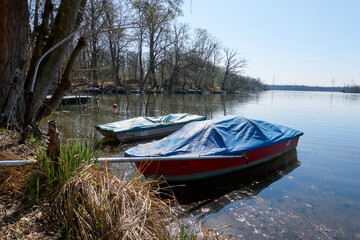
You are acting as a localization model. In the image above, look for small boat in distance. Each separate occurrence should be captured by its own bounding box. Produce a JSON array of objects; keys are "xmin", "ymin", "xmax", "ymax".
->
[
  {"xmin": 123, "ymin": 116, "xmax": 303, "ymax": 182},
  {"xmin": 46, "ymin": 95, "xmax": 92, "ymax": 105},
  {"xmin": 62, "ymin": 95, "xmax": 92, "ymax": 105},
  {"xmin": 95, "ymin": 113, "xmax": 206, "ymax": 142}
]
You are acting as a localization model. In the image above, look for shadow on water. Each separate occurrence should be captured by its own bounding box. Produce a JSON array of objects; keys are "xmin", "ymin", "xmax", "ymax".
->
[
  {"xmin": 94, "ymin": 136, "xmax": 164, "ymax": 155},
  {"xmin": 165, "ymin": 149, "xmax": 300, "ymax": 218}
]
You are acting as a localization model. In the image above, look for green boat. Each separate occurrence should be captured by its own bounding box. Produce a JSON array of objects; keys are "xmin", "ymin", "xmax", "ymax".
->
[{"xmin": 95, "ymin": 113, "xmax": 206, "ymax": 142}]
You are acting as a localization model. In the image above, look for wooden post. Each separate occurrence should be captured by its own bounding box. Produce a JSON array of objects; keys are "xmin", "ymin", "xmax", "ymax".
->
[{"xmin": 47, "ymin": 120, "xmax": 60, "ymax": 171}]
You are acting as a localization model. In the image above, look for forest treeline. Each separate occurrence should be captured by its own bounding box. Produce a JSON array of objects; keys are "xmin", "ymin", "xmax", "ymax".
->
[
  {"xmin": 343, "ymin": 85, "xmax": 360, "ymax": 93},
  {"xmin": 0, "ymin": 0, "xmax": 266, "ymax": 133},
  {"xmin": 48, "ymin": 0, "xmax": 265, "ymax": 93}
]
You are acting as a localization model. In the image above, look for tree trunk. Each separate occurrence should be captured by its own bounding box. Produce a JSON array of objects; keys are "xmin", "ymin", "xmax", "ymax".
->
[
  {"xmin": 24, "ymin": 0, "xmax": 52, "ymax": 94},
  {"xmin": 0, "ymin": 0, "xmax": 28, "ymax": 128},
  {"xmin": 36, "ymin": 36, "xmax": 87, "ymax": 121},
  {"xmin": 90, "ymin": 4, "xmax": 98, "ymax": 86},
  {"xmin": 139, "ymin": 32, "xmax": 144, "ymax": 81},
  {"xmin": 23, "ymin": 0, "xmax": 84, "ymax": 131},
  {"xmin": 167, "ymin": 59, "xmax": 179, "ymax": 93},
  {"xmin": 221, "ymin": 69, "xmax": 230, "ymax": 91},
  {"xmin": 149, "ymin": 31, "xmax": 157, "ymax": 89}
]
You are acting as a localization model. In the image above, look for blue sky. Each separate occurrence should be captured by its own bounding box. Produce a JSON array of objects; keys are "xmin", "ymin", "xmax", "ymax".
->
[{"xmin": 179, "ymin": 0, "xmax": 360, "ymax": 87}]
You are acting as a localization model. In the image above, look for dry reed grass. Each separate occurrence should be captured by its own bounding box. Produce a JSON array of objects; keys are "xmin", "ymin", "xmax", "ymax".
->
[
  {"xmin": 0, "ymin": 129, "xmax": 36, "ymax": 159},
  {"xmin": 52, "ymin": 163, "xmax": 177, "ymax": 239},
  {"xmin": 0, "ymin": 129, "xmax": 36, "ymax": 199},
  {"xmin": 0, "ymin": 130, "xmax": 53, "ymax": 239},
  {"xmin": 0, "ymin": 165, "xmax": 27, "ymax": 200},
  {"xmin": 0, "ymin": 131, "xmax": 34, "ymax": 212}
]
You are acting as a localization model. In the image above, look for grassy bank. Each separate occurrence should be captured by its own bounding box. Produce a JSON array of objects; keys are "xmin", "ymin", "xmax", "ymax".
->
[{"xmin": 0, "ymin": 131, "xmax": 231, "ymax": 239}]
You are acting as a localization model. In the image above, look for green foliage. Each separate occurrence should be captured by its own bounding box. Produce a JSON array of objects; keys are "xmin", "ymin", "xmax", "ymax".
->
[
  {"xmin": 57, "ymin": 141, "xmax": 98, "ymax": 183},
  {"xmin": 95, "ymin": 221, "xmax": 103, "ymax": 231},
  {"xmin": 1, "ymin": 128, "xmax": 6, "ymax": 135},
  {"xmin": 27, "ymin": 141, "xmax": 99, "ymax": 201},
  {"xmin": 30, "ymin": 132, "xmax": 39, "ymax": 146},
  {"xmin": 178, "ymin": 223, "xmax": 197, "ymax": 240},
  {"xmin": 28, "ymin": 176, "xmax": 40, "ymax": 202}
]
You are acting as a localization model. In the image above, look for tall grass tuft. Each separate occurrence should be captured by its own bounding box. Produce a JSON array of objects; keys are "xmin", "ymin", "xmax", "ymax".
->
[{"xmin": 27, "ymin": 141, "xmax": 98, "ymax": 201}]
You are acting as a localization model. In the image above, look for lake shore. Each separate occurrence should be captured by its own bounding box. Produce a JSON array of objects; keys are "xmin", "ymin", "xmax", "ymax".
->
[
  {"xmin": 0, "ymin": 130, "xmax": 60, "ymax": 239},
  {"xmin": 0, "ymin": 130, "xmax": 230, "ymax": 239}
]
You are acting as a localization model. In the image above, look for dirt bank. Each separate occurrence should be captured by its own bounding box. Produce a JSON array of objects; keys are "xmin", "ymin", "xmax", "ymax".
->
[{"xmin": 0, "ymin": 130, "xmax": 61, "ymax": 239}]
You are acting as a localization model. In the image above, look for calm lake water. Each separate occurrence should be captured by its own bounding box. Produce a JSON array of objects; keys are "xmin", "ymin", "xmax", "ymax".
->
[{"xmin": 41, "ymin": 90, "xmax": 360, "ymax": 239}]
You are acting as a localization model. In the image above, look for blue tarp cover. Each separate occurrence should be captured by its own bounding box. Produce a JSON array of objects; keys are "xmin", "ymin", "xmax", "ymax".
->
[
  {"xmin": 95, "ymin": 113, "xmax": 206, "ymax": 137},
  {"xmin": 124, "ymin": 116, "xmax": 303, "ymax": 157}
]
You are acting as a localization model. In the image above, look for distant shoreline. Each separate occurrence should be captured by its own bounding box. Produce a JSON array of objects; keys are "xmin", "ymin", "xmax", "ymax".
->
[{"xmin": 267, "ymin": 84, "xmax": 344, "ymax": 92}]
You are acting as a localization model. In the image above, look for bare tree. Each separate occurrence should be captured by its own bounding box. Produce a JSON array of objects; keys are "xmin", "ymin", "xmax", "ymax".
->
[
  {"xmin": 166, "ymin": 23, "xmax": 190, "ymax": 92},
  {"xmin": 124, "ymin": 51, "xmax": 139, "ymax": 82},
  {"xmin": 131, "ymin": 0, "xmax": 146, "ymax": 85},
  {"xmin": 190, "ymin": 28, "xmax": 220, "ymax": 90},
  {"xmin": 88, "ymin": 0, "xmax": 105, "ymax": 86},
  {"xmin": 103, "ymin": 0, "xmax": 131, "ymax": 88},
  {"xmin": 131, "ymin": 0, "xmax": 183, "ymax": 90},
  {"xmin": 221, "ymin": 47, "xmax": 246, "ymax": 91}
]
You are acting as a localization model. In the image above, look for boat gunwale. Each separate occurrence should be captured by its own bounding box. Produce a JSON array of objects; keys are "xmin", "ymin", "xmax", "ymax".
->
[{"xmin": 96, "ymin": 154, "xmax": 245, "ymax": 163}]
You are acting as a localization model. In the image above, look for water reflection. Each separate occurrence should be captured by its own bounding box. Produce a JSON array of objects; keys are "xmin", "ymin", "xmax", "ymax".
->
[
  {"xmin": 342, "ymin": 92, "xmax": 360, "ymax": 104},
  {"xmin": 42, "ymin": 93, "xmax": 257, "ymax": 152},
  {"xmin": 168, "ymin": 150, "xmax": 299, "ymax": 220}
]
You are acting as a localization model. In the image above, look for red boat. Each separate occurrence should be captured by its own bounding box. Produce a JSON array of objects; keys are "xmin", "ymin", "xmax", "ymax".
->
[
  {"xmin": 131, "ymin": 136, "xmax": 301, "ymax": 182},
  {"xmin": 108, "ymin": 116, "xmax": 303, "ymax": 182}
]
